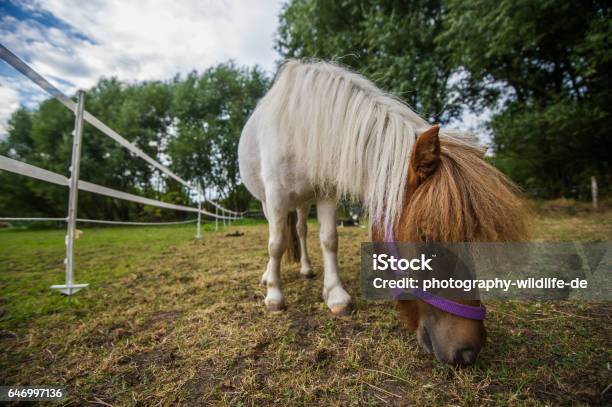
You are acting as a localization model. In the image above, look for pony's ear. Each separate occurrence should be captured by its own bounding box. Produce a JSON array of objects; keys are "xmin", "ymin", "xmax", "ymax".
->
[{"xmin": 411, "ymin": 125, "xmax": 441, "ymax": 181}]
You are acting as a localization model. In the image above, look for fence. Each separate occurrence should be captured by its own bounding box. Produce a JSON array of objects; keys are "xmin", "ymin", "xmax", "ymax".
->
[
  {"xmin": 0, "ymin": 43, "xmax": 244, "ymax": 295},
  {"xmin": 521, "ymin": 179, "xmax": 607, "ymax": 208}
]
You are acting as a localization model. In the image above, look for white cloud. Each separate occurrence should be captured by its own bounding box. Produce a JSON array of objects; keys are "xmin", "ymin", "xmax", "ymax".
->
[
  {"xmin": 0, "ymin": 73, "xmax": 49, "ymax": 136},
  {"xmin": 0, "ymin": 79, "xmax": 21, "ymax": 135},
  {"xmin": 0, "ymin": 0, "xmax": 284, "ymax": 136}
]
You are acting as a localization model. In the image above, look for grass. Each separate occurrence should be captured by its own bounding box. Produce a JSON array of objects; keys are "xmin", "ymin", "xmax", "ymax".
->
[{"xmin": 0, "ymin": 210, "xmax": 610, "ymax": 406}]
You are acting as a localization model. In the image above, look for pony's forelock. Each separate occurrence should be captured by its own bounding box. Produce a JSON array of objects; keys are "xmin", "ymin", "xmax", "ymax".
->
[{"xmin": 402, "ymin": 137, "xmax": 530, "ymax": 242}]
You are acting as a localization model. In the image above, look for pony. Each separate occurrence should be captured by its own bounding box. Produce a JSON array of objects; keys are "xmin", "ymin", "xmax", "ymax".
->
[{"xmin": 238, "ymin": 60, "xmax": 528, "ymax": 365}]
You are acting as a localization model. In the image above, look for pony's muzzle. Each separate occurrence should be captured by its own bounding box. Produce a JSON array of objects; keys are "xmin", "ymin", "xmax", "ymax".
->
[
  {"xmin": 453, "ymin": 347, "xmax": 479, "ymax": 366},
  {"xmin": 417, "ymin": 320, "xmax": 485, "ymax": 366}
]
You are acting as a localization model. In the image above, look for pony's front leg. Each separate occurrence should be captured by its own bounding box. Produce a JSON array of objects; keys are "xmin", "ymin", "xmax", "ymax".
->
[
  {"xmin": 317, "ymin": 198, "xmax": 351, "ymax": 316},
  {"xmin": 263, "ymin": 199, "xmax": 288, "ymax": 312}
]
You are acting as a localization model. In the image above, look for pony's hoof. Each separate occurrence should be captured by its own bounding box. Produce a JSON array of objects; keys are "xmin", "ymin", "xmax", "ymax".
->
[
  {"xmin": 300, "ymin": 269, "xmax": 315, "ymax": 279},
  {"xmin": 329, "ymin": 303, "xmax": 352, "ymax": 317},
  {"xmin": 323, "ymin": 285, "xmax": 351, "ymax": 316},
  {"xmin": 265, "ymin": 300, "xmax": 285, "ymax": 312}
]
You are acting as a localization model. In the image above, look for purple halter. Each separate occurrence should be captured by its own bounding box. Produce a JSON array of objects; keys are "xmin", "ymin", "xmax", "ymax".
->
[{"xmin": 384, "ymin": 226, "xmax": 487, "ymax": 320}]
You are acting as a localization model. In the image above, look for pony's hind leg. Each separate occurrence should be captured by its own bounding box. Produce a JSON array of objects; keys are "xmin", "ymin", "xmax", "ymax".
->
[
  {"xmin": 260, "ymin": 201, "xmax": 270, "ymax": 286},
  {"xmin": 317, "ymin": 198, "xmax": 351, "ymax": 316},
  {"xmin": 263, "ymin": 197, "xmax": 288, "ymax": 311},
  {"xmin": 297, "ymin": 203, "xmax": 314, "ymax": 278}
]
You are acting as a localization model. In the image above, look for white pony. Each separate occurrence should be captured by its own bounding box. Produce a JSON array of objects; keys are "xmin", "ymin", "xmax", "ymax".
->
[{"xmin": 238, "ymin": 60, "xmax": 476, "ymax": 316}]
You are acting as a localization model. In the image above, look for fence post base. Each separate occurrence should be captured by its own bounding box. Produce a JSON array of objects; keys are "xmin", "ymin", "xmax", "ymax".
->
[{"xmin": 50, "ymin": 283, "xmax": 89, "ymax": 296}]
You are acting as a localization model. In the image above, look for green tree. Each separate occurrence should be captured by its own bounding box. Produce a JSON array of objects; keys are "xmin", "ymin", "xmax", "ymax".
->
[
  {"xmin": 440, "ymin": 0, "xmax": 611, "ymax": 195},
  {"xmin": 0, "ymin": 63, "xmax": 267, "ymax": 221},
  {"xmin": 0, "ymin": 108, "xmax": 51, "ymax": 217},
  {"xmin": 0, "ymin": 79, "xmax": 186, "ymax": 220},
  {"xmin": 169, "ymin": 62, "xmax": 270, "ymax": 210},
  {"xmin": 276, "ymin": 0, "xmax": 460, "ymax": 123}
]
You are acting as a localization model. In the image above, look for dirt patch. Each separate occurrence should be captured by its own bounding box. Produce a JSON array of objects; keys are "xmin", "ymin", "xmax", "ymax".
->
[{"xmin": 181, "ymin": 360, "xmax": 218, "ymax": 405}]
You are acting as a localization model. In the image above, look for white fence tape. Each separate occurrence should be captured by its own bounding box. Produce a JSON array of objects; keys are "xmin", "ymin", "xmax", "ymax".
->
[
  {"xmin": 206, "ymin": 199, "xmax": 243, "ymax": 216},
  {"xmin": 0, "ymin": 43, "xmax": 241, "ymax": 217},
  {"xmin": 0, "ymin": 217, "xmax": 65, "ymax": 222},
  {"xmin": 0, "ymin": 155, "xmax": 68, "ymax": 186},
  {"xmin": 0, "ymin": 155, "xmax": 236, "ymax": 220},
  {"xmin": 0, "ymin": 217, "xmax": 198, "ymax": 225},
  {"xmin": 75, "ymin": 218, "xmax": 197, "ymax": 225}
]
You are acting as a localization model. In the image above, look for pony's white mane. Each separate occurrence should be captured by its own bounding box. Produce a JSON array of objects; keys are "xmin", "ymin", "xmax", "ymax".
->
[{"xmin": 257, "ymin": 59, "xmax": 479, "ymax": 230}]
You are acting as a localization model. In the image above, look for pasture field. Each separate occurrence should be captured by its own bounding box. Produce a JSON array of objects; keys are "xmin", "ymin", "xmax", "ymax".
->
[{"xmin": 0, "ymin": 207, "xmax": 610, "ymax": 406}]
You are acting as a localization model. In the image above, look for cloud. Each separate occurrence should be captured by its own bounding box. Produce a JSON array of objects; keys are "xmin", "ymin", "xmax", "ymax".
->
[
  {"xmin": 0, "ymin": 79, "xmax": 21, "ymax": 135},
  {"xmin": 0, "ymin": 71, "xmax": 49, "ymax": 135},
  {"xmin": 0, "ymin": 0, "xmax": 284, "ymax": 136}
]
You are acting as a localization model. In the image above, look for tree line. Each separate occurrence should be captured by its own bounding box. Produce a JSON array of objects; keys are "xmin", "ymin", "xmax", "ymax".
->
[
  {"xmin": 0, "ymin": 63, "xmax": 269, "ymax": 220},
  {"xmin": 1, "ymin": 0, "xmax": 609, "ymax": 221}
]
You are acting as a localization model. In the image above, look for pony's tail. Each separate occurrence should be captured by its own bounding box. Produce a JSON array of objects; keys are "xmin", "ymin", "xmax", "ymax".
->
[{"xmin": 285, "ymin": 211, "xmax": 300, "ymax": 263}]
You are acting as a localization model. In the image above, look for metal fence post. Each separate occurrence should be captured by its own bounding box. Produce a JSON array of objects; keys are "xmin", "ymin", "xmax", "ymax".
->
[
  {"xmin": 195, "ymin": 187, "xmax": 202, "ymax": 239},
  {"xmin": 215, "ymin": 203, "xmax": 219, "ymax": 231},
  {"xmin": 591, "ymin": 176, "xmax": 598, "ymax": 209},
  {"xmin": 51, "ymin": 90, "xmax": 88, "ymax": 295}
]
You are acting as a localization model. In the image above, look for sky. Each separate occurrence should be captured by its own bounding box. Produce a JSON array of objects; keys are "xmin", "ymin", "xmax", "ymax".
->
[
  {"xmin": 0, "ymin": 0, "xmax": 488, "ymax": 142},
  {"xmin": 0, "ymin": 0, "xmax": 284, "ymax": 136}
]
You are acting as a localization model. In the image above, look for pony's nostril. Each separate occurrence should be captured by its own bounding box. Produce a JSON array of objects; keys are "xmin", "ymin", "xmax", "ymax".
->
[
  {"xmin": 455, "ymin": 348, "xmax": 478, "ymax": 366},
  {"xmin": 417, "ymin": 325, "xmax": 434, "ymax": 355}
]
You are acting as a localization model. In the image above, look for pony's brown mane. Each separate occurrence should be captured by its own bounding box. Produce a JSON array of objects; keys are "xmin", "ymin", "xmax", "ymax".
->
[{"xmin": 402, "ymin": 137, "xmax": 530, "ymax": 242}]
